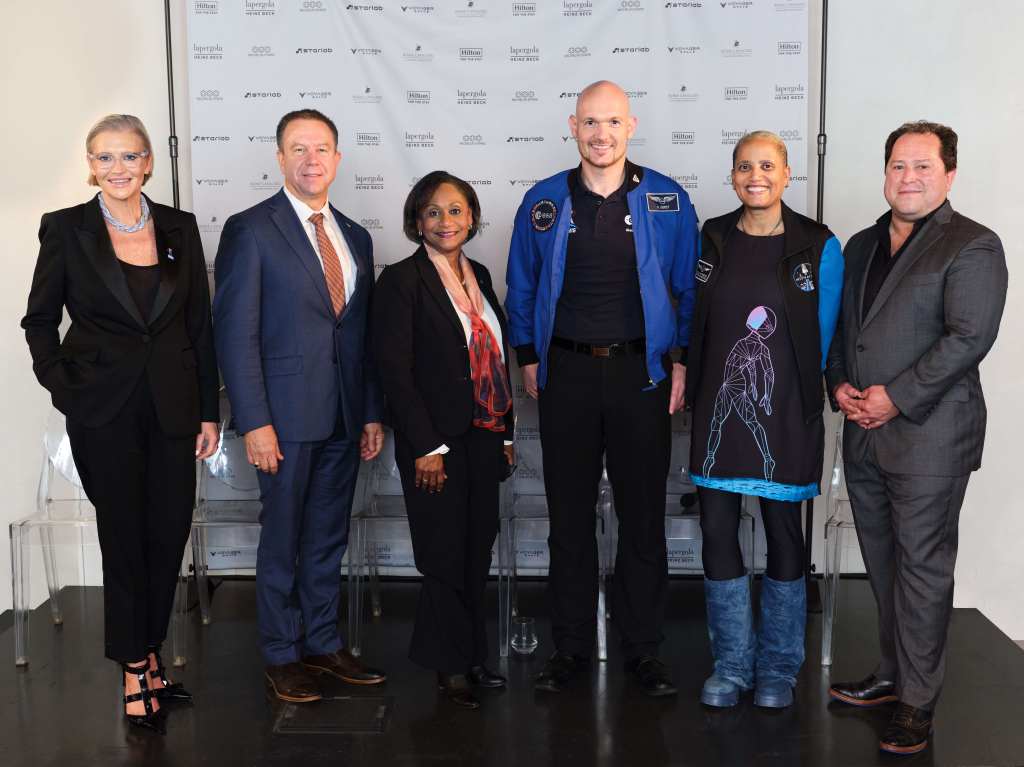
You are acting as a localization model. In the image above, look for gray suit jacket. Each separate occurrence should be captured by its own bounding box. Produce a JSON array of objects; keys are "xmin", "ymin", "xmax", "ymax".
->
[{"xmin": 825, "ymin": 201, "xmax": 1007, "ymax": 476}]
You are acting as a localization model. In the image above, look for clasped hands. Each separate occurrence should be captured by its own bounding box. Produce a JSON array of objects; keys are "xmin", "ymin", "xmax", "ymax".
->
[
  {"xmin": 834, "ymin": 382, "xmax": 899, "ymax": 430},
  {"xmin": 414, "ymin": 444, "xmax": 516, "ymax": 494},
  {"xmin": 244, "ymin": 422, "xmax": 385, "ymax": 474}
]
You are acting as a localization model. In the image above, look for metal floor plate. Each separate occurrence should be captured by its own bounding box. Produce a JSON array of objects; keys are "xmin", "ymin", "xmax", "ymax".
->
[{"xmin": 272, "ymin": 696, "xmax": 393, "ymax": 735}]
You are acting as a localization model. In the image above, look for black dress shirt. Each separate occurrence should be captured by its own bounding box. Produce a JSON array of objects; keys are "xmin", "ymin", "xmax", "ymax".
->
[{"xmin": 862, "ymin": 208, "xmax": 936, "ymax": 321}]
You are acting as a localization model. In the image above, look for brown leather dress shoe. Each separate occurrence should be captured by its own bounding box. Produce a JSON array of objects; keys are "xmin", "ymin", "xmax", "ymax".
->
[
  {"xmin": 828, "ymin": 673, "xmax": 898, "ymax": 707},
  {"xmin": 879, "ymin": 703, "xmax": 932, "ymax": 754},
  {"xmin": 302, "ymin": 649, "xmax": 387, "ymax": 685},
  {"xmin": 265, "ymin": 662, "xmax": 322, "ymax": 703}
]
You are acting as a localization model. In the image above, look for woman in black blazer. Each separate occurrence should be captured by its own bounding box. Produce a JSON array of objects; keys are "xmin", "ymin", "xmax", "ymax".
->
[
  {"xmin": 21, "ymin": 115, "xmax": 219, "ymax": 733},
  {"xmin": 372, "ymin": 171, "xmax": 515, "ymax": 710}
]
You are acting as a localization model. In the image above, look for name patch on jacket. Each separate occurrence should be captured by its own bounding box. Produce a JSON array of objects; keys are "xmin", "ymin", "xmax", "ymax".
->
[
  {"xmin": 695, "ymin": 259, "xmax": 714, "ymax": 283},
  {"xmin": 531, "ymin": 199, "xmax": 557, "ymax": 232},
  {"xmin": 646, "ymin": 192, "xmax": 679, "ymax": 212},
  {"xmin": 792, "ymin": 262, "xmax": 815, "ymax": 292}
]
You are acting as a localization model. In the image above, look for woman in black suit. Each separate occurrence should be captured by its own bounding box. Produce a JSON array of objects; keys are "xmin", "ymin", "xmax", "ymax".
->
[
  {"xmin": 372, "ymin": 171, "xmax": 515, "ymax": 710},
  {"xmin": 21, "ymin": 114, "xmax": 219, "ymax": 732}
]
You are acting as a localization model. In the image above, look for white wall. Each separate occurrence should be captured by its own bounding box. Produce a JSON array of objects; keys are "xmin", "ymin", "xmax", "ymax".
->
[{"xmin": 1, "ymin": 1, "xmax": 1020, "ymax": 640}]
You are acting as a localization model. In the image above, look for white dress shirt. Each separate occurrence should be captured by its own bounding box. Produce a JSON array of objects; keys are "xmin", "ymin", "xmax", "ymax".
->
[{"xmin": 282, "ymin": 185, "xmax": 356, "ymax": 304}]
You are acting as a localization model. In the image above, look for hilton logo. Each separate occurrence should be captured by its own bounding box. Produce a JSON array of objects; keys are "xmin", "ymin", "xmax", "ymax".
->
[
  {"xmin": 193, "ymin": 0, "xmax": 219, "ymax": 14},
  {"xmin": 562, "ymin": 0, "xmax": 593, "ymax": 16},
  {"xmin": 248, "ymin": 45, "xmax": 274, "ymax": 57},
  {"xmin": 193, "ymin": 135, "xmax": 230, "ymax": 142},
  {"xmin": 407, "ymin": 90, "xmax": 431, "ymax": 104},
  {"xmin": 668, "ymin": 85, "xmax": 699, "ymax": 103},
  {"xmin": 404, "ymin": 131, "xmax": 436, "ymax": 148},
  {"xmin": 457, "ymin": 89, "xmax": 487, "ymax": 105},
  {"xmin": 723, "ymin": 86, "xmax": 749, "ymax": 101},
  {"xmin": 720, "ymin": 129, "xmax": 746, "ymax": 145},
  {"xmin": 512, "ymin": 2, "xmax": 536, "ymax": 15},
  {"xmin": 354, "ymin": 174, "xmax": 384, "ymax": 190},
  {"xmin": 242, "ymin": 0, "xmax": 276, "ymax": 17},
  {"xmin": 509, "ymin": 46, "xmax": 540, "ymax": 62},
  {"xmin": 460, "ymin": 47, "xmax": 484, "ymax": 61},
  {"xmin": 513, "ymin": 89, "xmax": 538, "ymax": 102},
  {"xmin": 778, "ymin": 41, "xmax": 802, "ymax": 55},
  {"xmin": 192, "ymin": 44, "xmax": 223, "ymax": 61},
  {"xmin": 774, "ymin": 84, "xmax": 806, "ymax": 101},
  {"xmin": 355, "ymin": 132, "xmax": 381, "ymax": 146},
  {"xmin": 671, "ymin": 131, "xmax": 696, "ymax": 145},
  {"xmin": 243, "ymin": 91, "xmax": 282, "ymax": 99},
  {"xmin": 299, "ymin": 90, "xmax": 332, "ymax": 100}
]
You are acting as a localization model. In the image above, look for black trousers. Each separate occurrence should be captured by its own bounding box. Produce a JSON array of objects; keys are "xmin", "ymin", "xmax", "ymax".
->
[
  {"xmin": 65, "ymin": 377, "xmax": 196, "ymax": 664},
  {"xmin": 538, "ymin": 345, "xmax": 671, "ymax": 659},
  {"xmin": 394, "ymin": 427, "xmax": 504, "ymax": 673}
]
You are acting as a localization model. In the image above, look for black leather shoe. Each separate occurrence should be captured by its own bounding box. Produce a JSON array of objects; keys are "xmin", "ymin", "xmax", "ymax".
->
[
  {"xmin": 438, "ymin": 673, "xmax": 480, "ymax": 710},
  {"xmin": 122, "ymin": 662, "xmax": 167, "ymax": 734},
  {"xmin": 828, "ymin": 674, "xmax": 897, "ymax": 707},
  {"xmin": 534, "ymin": 651, "xmax": 590, "ymax": 693},
  {"xmin": 879, "ymin": 703, "xmax": 932, "ymax": 755},
  {"xmin": 626, "ymin": 656, "xmax": 678, "ymax": 698},
  {"xmin": 147, "ymin": 648, "xmax": 193, "ymax": 704},
  {"xmin": 468, "ymin": 665, "xmax": 507, "ymax": 688}
]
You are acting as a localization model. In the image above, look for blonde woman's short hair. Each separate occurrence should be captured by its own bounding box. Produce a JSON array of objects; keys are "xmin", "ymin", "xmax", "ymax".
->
[{"xmin": 85, "ymin": 114, "xmax": 154, "ymax": 186}]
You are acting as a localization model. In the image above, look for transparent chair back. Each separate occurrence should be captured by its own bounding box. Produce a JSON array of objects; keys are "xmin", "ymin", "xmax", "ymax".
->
[{"xmin": 821, "ymin": 421, "xmax": 857, "ymax": 666}]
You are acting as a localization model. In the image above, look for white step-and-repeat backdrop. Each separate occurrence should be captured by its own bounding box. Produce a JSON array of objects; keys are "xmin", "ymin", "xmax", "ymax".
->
[{"xmin": 187, "ymin": 0, "xmax": 809, "ymax": 572}]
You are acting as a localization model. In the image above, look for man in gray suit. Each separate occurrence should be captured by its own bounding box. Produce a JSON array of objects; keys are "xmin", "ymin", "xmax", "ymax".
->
[{"xmin": 825, "ymin": 121, "xmax": 1007, "ymax": 756}]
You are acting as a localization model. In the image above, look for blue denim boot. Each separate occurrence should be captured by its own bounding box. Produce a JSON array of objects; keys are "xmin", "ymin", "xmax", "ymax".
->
[
  {"xmin": 754, "ymin": 576, "xmax": 806, "ymax": 708},
  {"xmin": 701, "ymin": 576, "xmax": 755, "ymax": 707}
]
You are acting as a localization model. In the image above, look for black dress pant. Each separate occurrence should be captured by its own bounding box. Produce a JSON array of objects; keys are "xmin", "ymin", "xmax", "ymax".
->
[
  {"xmin": 538, "ymin": 345, "xmax": 671, "ymax": 659},
  {"xmin": 394, "ymin": 426, "xmax": 504, "ymax": 673},
  {"xmin": 65, "ymin": 377, "xmax": 196, "ymax": 663}
]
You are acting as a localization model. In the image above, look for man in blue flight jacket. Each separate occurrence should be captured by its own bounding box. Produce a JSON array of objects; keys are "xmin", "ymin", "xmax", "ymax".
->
[{"xmin": 506, "ymin": 81, "xmax": 698, "ymax": 696}]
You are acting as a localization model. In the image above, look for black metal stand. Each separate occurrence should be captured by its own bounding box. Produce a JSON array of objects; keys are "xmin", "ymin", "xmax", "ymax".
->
[
  {"xmin": 163, "ymin": 0, "xmax": 181, "ymax": 210},
  {"xmin": 805, "ymin": 0, "xmax": 830, "ymax": 615}
]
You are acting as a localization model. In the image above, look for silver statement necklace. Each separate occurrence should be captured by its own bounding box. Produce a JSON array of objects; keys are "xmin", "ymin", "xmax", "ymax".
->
[
  {"xmin": 98, "ymin": 193, "xmax": 150, "ymax": 234},
  {"xmin": 738, "ymin": 214, "xmax": 783, "ymax": 236}
]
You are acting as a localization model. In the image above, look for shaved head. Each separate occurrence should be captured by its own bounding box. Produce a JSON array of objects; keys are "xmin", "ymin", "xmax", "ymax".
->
[
  {"xmin": 575, "ymin": 80, "xmax": 631, "ymax": 118},
  {"xmin": 569, "ymin": 80, "xmax": 637, "ymax": 178}
]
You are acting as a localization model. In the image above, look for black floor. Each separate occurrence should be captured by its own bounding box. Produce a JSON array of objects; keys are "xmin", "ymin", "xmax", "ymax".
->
[{"xmin": 2, "ymin": 578, "xmax": 1023, "ymax": 767}]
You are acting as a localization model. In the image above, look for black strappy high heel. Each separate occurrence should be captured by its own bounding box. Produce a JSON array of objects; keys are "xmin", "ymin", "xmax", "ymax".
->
[
  {"xmin": 148, "ymin": 645, "xmax": 194, "ymax": 704},
  {"xmin": 122, "ymin": 662, "xmax": 166, "ymax": 734}
]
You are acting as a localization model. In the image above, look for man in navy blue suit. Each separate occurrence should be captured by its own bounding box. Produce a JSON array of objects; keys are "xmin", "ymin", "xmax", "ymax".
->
[{"xmin": 213, "ymin": 109, "xmax": 386, "ymax": 702}]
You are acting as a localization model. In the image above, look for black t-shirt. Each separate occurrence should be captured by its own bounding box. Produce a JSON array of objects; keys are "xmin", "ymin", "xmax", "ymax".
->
[
  {"xmin": 120, "ymin": 261, "xmax": 160, "ymax": 322},
  {"xmin": 552, "ymin": 163, "xmax": 645, "ymax": 344}
]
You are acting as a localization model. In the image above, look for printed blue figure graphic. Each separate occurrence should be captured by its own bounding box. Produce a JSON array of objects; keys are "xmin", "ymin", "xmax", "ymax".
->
[{"xmin": 702, "ymin": 306, "xmax": 777, "ymax": 481}]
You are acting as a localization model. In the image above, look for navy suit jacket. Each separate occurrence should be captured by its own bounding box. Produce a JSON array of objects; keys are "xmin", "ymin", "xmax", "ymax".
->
[{"xmin": 213, "ymin": 189, "xmax": 383, "ymax": 442}]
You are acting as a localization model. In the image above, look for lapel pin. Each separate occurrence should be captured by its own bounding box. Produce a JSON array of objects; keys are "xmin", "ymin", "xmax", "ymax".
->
[{"xmin": 167, "ymin": 248, "xmax": 175, "ymax": 261}]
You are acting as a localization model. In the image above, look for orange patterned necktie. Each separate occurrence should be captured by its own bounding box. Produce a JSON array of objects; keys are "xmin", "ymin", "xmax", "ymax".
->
[{"xmin": 309, "ymin": 212, "xmax": 346, "ymax": 316}]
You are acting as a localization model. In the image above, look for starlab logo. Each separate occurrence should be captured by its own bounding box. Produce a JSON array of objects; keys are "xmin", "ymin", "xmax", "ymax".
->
[
  {"xmin": 460, "ymin": 47, "xmax": 484, "ymax": 61},
  {"xmin": 401, "ymin": 4, "xmax": 435, "ymax": 13},
  {"xmin": 664, "ymin": 1, "xmax": 702, "ymax": 7},
  {"xmin": 722, "ymin": 40, "xmax": 752, "ymax": 58},
  {"xmin": 195, "ymin": 178, "xmax": 229, "ymax": 187},
  {"xmin": 243, "ymin": 90, "xmax": 282, "ymax": 99},
  {"xmin": 507, "ymin": 136, "xmax": 544, "ymax": 143},
  {"xmin": 512, "ymin": 2, "xmax": 536, "ymax": 16},
  {"xmin": 671, "ymin": 131, "xmax": 696, "ymax": 145},
  {"xmin": 778, "ymin": 41, "xmax": 802, "ymax": 55},
  {"xmin": 404, "ymin": 131, "xmax": 435, "ymax": 148},
  {"xmin": 248, "ymin": 135, "xmax": 276, "ymax": 143},
  {"xmin": 720, "ymin": 129, "xmax": 746, "ymax": 145},
  {"xmin": 457, "ymin": 89, "xmax": 487, "ymax": 105},
  {"xmin": 671, "ymin": 173, "xmax": 699, "ymax": 190},
  {"xmin": 455, "ymin": 1, "xmax": 486, "ymax": 19},
  {"xmin": 193, "ymin": 135, "xmax": 230, "ymax": 142},
  {"xmin": 611, "ymin": 46, "xmax": 650, "ymax": 54},
  {"xmin": 667, "ymin": 44, "xmax": 700, "ymax": 54},
  {"xmin": 346, "ymin": 3, "xmax": 383, "ymax": 11},
  {"xmin": 513, "ymin": 89, "xmax": 538, "ymax": 102},
  {"xmin": 197, "ymin": 89, "xmax": 223, "ymax": 102},
  {"xmin": 559, "ymin": 91, "xmax": 581, "ymax": 99},
  {"xmin": 295, "ymin": 47, "xmax": 333, "ymax": 55},
  {"xmin": 509, "ymin": 45, "xmax": 540, "ymax": 62},
  {"xmin": 668, "ymin": 85, "xmax": 699, "ymax": 103},
  {"xmin": 618, "ymin": 0, "xmax": 645, "ymax": 11},
  {"xmin": 562, "ymin": 0, "xmax": 593, "ymax": 17},
  {"xmin": 352, "ymin": 87, "xmax": 382, "ymax": 104},
  {"xmin": 354, "ymin": 174, "xmax": 384, "ymax": 190},
  {"xmin": 350, "ymin": 47, "xmax": 382, "ymax": 56},
  {"xmin": 564, "ymin": 46, "xmax": 591, "ymax": 59},
  {"xmin": 774, "ymin": 84, "xmax": 805, "ymax": 101},
  {"xmin": 299, "ymin": 0, "xmax": 326, "ymax": 11},
  {"xmin": 407, "ymin": 90, "xmax": 431, "ymax": 104},
  {"xmin": 299, "ymin": 90, "xmax": 332, "ymax": 100},
  {"xmin": 248, "ymin": 45, "xmax": 274, "ymax": 57},
  {"xmin": 242, "ymin": 0, "xmax": 276, "ymax": 17},
  {"xmin": 723, "ymin": 86, "xmax": 749, "ymax": 101},
  {"xmin": 403, "ymin": 44, "xmax": 435, "ymax": 63},
  {"xmin": 193, "ymin": 0, "xmax": 219, "ymax": 14},
  {"xmin": 355, "ymin": 132, "xmax": 381, "ymax": 146},
  {"xmin": 192, "ymin": 44, "xmax": 223, "ymax": 61}
]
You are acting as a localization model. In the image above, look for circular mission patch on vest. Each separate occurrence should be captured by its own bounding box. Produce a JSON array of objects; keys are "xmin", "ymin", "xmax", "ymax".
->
[{"xmin": 530, "ymin": 199, "xmax": 557, "ymax": 232}]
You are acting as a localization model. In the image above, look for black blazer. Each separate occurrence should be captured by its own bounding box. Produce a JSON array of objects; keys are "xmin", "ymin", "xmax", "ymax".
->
[
  {"xmin": 22, "ymin": 195, "xmax": 219, "ymax": 435},
  {"xmin": 372, "ymin": 246, "xmax": 514, "ymax": 457}
]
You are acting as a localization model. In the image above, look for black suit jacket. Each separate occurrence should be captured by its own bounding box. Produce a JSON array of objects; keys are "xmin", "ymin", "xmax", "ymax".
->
[
  {"xmin": 372, "ymin": 246, "xmax": 514, "ymax": 457},
  {"xmin": 22, "ymin": 195, "xmax": 219, "ymax": 435}
]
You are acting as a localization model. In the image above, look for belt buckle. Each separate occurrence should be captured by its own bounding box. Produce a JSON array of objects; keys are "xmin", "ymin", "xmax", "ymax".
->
[{"xmin": 592, "ymin": 345, "xmax": 611, "ymax": 358}]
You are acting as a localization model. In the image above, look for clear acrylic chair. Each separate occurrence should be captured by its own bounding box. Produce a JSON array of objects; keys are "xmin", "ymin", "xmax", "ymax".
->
[
  {"xmin": 10, "ymin": 409, "xmax": 188, "ymax": 667},
  {"xmin": 821, "ymin": 422, "xmax": 855, "ymax": 667},
  {"xmin": 497, "ymin": 397, "xmax": 614, "ymax": 661}
]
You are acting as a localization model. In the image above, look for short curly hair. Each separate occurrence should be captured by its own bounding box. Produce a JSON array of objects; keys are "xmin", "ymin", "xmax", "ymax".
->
[{"xmin": 402, "ymin": 171, "xmax": 481, "ymax": 244}]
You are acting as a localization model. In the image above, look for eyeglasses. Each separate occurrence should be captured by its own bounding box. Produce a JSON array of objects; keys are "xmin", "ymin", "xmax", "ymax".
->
[{"xmin": 88, "ymin": 150, "xmax": 150, "ymax": 170}]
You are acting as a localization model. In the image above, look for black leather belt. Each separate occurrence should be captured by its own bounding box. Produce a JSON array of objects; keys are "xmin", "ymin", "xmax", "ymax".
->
[{"xmin": 551, "ymin": 336, "xmax": 645, "ymax": 358}]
